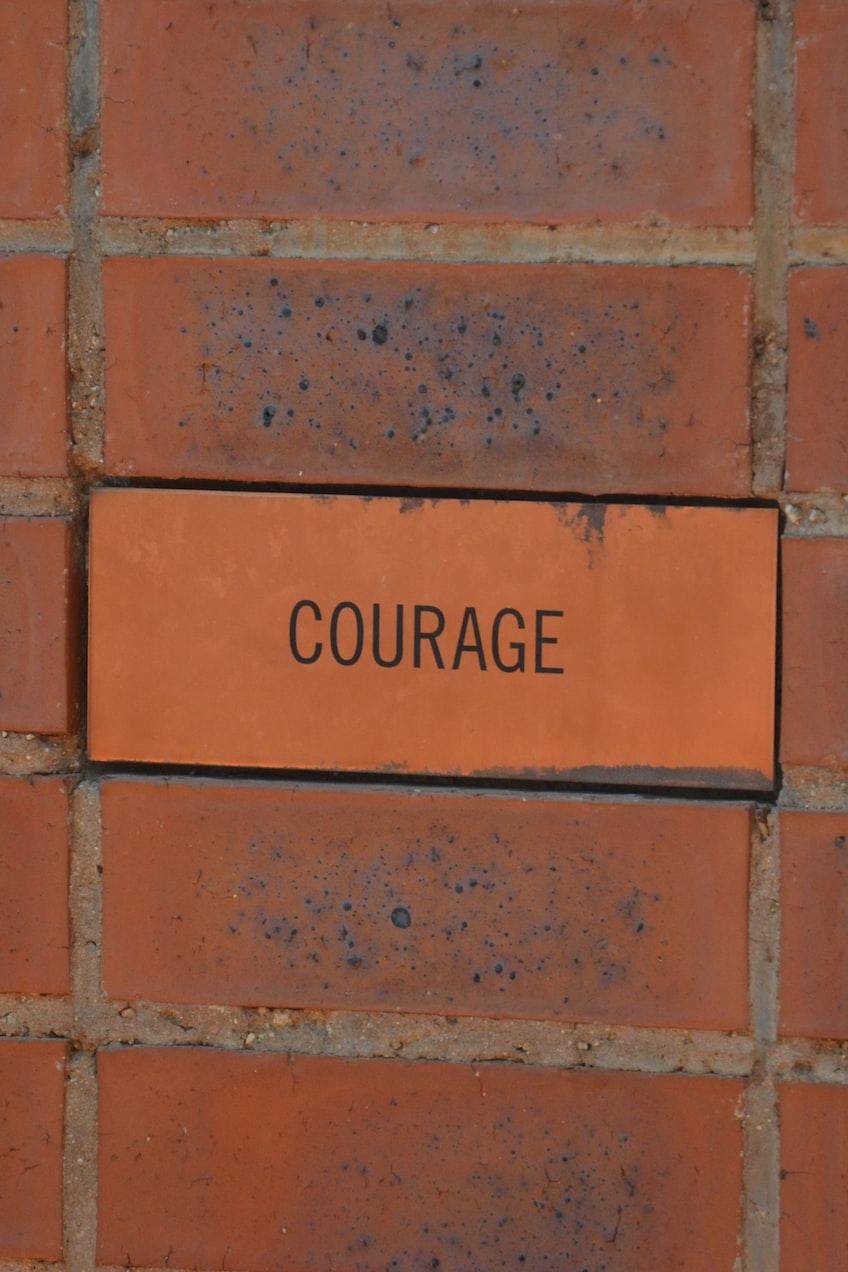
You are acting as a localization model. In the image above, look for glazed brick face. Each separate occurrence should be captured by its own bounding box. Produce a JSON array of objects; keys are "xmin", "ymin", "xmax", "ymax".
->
[
  {"xmin": 104, "ymin": 258, "xmax": 752, "ymax": 496},
  {"xmin": 780, "ymin": 809, "xmax": 848, "ymax": 1040},
  {"xmin": 101, "ymin": 781, "xmax": 750, "ymax": 1030},
  {"xmin": 794, "ymin": 0, "xmax": 848, "ymax": 224},
  {"xmin": 97, "ymin": 1049, "xmax": 743, "ymax": 1272},
  {"xmin": 781, "ymin": 538, "xmax": 848, "ymax": 771},
  {"xmin": 101, "ymin": 0, "xmax": 754, "ymax": 224},
  {"xmin": 0, "ymin": 257, "xmax": 67, "ymax": 477},
  {"xmin": 0, "ymin": 518, "xmax": 75, "ymax": 734},
  {"xmin": 0, "ymin": 1, "xmax": 67, "ymax": 218},
  {"xmin": 0, "ymin": 777, "xmax": 69, "ymax": 995},
  {"xmin": 781, "ymin": 1083, "xmax": 848, "ymax": 1272},
  {"xmin": 787, "ymin": 269, "xmax": 848, "ymax": 493},
  {"xmin": 0, "ymin": 1041, "xmax": 65, "ymax": 1261}
]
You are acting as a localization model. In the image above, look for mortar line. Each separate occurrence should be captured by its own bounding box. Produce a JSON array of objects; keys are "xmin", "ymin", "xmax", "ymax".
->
[
  {"xmin": 68, "ymin": 0, "xmax": 104, "ymax": 481},
  {"xmin": 743, "ymin": 805, "xmax": 782, "ymax": 1272},
  {"xmin": 65, "ymin": 5, "xmax": 103, "ymax": 1268},
  {"xmin": 750, "ymin": 0, "xmax": 795, "ymax": 498},
  {"xmin": 63, "ymin": 781, "xmax": 101, "ymax": 1272},
  {"xmin": 0, "ymin": 219, "xmax": 72, "ymax": 253},
  {"xmin": 96, "ymin": 217, "xmax": 755, "ymax": 267}
]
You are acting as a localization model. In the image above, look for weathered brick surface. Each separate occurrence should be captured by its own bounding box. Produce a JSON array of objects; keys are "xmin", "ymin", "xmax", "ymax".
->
[
  {"xmin": 102, "ymin": 780, "xmax": 750, "ymax": 1029},
  {"xmin": 780, "ymin": 809, "xmax": 848, "ymax": 1039},
  {"xmin": 98, "ymin": 1048, "xmax": 743, "ymax": 1271},
  {"xmin": 794, "ymin": 0, "xmax": 848, "ymax": 225},
  {"xmin": 781, "ymin": 538, "xmax": 848, "ymax": 771},
  {"xmin": 0, "ymin": 256, "xmax": 67, "ymax": 477},
  {"xmin": 104, "ymin": 258, "xmax": 752, "ymax": 495},
  {"xmin": 0, "ymin": 777, "xmax": 69, "ymax": 994},
  {"xmin": 0, "ymin": 518, "xmax": 75, "ymax": 734},
  {"xmin": 787, "ymin": 269, "xmax": 848, "ymax": 493},
  {"xmin": 780, "ymin": 1083, "xmax": 848, "ymax": 1271},
  {"xmin": 0, "ymin": 1, "xmax": 67, "ymax": 218},
  {"xmin": 0, "ymin": 1040, "xmax": 65, "ymax": 1260},
  {"xmin": 101, "ymin": 0, "xmax": 754, "ymax": 224}
]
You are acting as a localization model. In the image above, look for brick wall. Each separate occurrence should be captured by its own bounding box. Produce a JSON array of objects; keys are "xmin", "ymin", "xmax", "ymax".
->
[{"xmin": 0, "ymin": 1, "xmax": 846, "ymax": 1269}]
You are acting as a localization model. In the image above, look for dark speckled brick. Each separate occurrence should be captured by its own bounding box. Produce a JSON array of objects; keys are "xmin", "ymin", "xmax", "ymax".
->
[
  {"xmin": 104, "ymin": 258, "xmax": 752, "ymax": 496},
  {"xmin": 97, "ymin": 1049, "xmax": 744, "ymax": 1271},
  {"xmin": 101, "ymin": 0, "xmax": 753, "ymax": 224},
  {"xmin": 101, "ymin": 780, "xmax": 750, "ymax": 1030}
]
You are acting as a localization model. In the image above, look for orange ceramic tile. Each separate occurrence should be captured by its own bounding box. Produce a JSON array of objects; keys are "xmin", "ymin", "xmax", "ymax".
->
[
  {"xmin": 0, "ymin": 1040, "xmax": 65, "ymax": 1260},
  {"xmin": 101, "ymin": 0, "xmax": 753, "ymax": 224},
  {"xmin": 103, "ymin": 258, "xmax": 753, "ymax": 496},
  {"xmin": 781, "ymin": 538, "xmax": 848, "ymax": 771},
  {"xmin": 794, "ymin": 0, "xmax": 848, "ymax": 224},
  {"xmin": 780, "ymin": 809, "xmax": 848, "ymax": 1039},
  {"xmin": 88, "ymin": 490, "xmax": 778, "ymax": 788},
  {"xmin": 786, "ymin": 269, "xmax": 848, "ymax": 493},
  {"xmin": 781, "ymin": 1083, "xmax": 848, "ymax": 1272},
  {"xmin": 0, "ymin": 1, "xmax": 67, "ymax": 217},
  {"xmin": 0, "ymin": 518, "xmax": 76, "ymax": 734},
  {"xmin": 0, "ymin": 777, "xmax": 69, "ymax": 994},
  {"xmin": 101, "ymin": 779, "xmax": 751, "ymax": 1029},
  {"xmin": 97, "ymin": 1048, "xmax": 744, "ymax": 1271}
]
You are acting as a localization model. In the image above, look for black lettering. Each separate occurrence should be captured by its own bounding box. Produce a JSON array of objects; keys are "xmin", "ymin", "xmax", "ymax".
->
[
  {"xmin": 330, "ymin": 601, "xmax": 364, "ymax": 666},
  {"xmin": 452, "ymin": 606, "xmax": 487, "ymax": 671},
  {"xmin": 372, "ymin": 602, "xmax": 404, "ymax": 668},
  {"xmin": 491, "ymin": 608, "xmax": 526, "ymax": 673},
  {"xmin": 289, "ymin": 600, "xmax": 323, "ymax": 665},
  {"xmin": 413, "ymin": 605, "xmax": 446, "ymax": 669},
  {"xmin": 534, "ymin": 609, "xmax": 564, "ymax": 675}
]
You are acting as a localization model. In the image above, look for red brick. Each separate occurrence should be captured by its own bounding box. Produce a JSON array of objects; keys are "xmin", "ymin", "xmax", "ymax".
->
[
  {"xmin": 0, "ymin": 2, "xmax": 67, "ymax": 218},
  {"xmin": 781, "ymin": 1083, "xmax": 848, "ymax": 1272},
  {"xmin": 786, "ymin": 269, "xmax": 848, "ymax": 493},
  {"xmin": 98, "ymin": 1048, "xmax": 742, "ymax": 1271},
  {"xmin": 0, "ymin": 518, "xmax": 76, "ymax": 734},
  {"xmin": 0, "ymin": 257, "xmax": 67, "ymax": 477},
  {"xmin": 0, "ymin": 1040, "xmax": 65, "ymax": 1261},
  {"xmin": 104, "ymin": 258, "xmax": 752, "ymax": 496},
  {"xmin": 794, "ymin": 1, "xmax": 848, "ymax": 224},
  {"xmin": 0, "ymin": 777, "xmax": 69, "ymax": 995},
  {"xmin": 102, "ymin": 780, "xmax": 750, "ymax": 1030},
  {"xmin": 102, "ymin": 0, "xmax": 753, "ymax": 224},
  {"xmin": 781, "ymin": 537, "xmax": 848, "ymax": 771},
  {"xmin": 780, "ymin": 810, "xmax": 848, "ymax": 1039}
]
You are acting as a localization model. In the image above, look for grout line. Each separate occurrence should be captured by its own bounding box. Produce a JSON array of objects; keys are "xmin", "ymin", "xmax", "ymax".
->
[
  {"xmin": 64, "ymin": 780, "xmax": 102, "ymax": 1271},
  {"xmin": 68, "ymin": 0, "xmax": 104, "ymax": 480},
  {"xmin": 750, "ymin": 0, "xmax": 796, "ymax": 498},
  {"xmin": 0, "ymin": 478, "xmax": 77, "ymax": 518},
  {"xmin": 96, "ymin": 218, "xmax": 756, "ymax": 266},
  {"xmin": 0, "ymin": 735, "xmax": 80, "ymax": 777},
  {"xmin": 742, "ymin": 806, "xmax": 782, "ymax": 1271},
  {"xmin": 62, "ymin": 1049, "xmax": 97, "ymax": 1272},
  {"xmin": 0, "ymin": 219, "xmax": 72, "ymax": 253},
  {"xmin": 780, "ymin": 766, "xmax": 848, "ymax": 810},
  {"xmin": 791, "ymin": 227, "xmax": 848, "ymax": 265}
]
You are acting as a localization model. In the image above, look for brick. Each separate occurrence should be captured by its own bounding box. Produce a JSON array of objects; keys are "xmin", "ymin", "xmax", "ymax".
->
[
  {"xmin": 0, "ymin": 777, "xmax": 69, "ymax": 994},
  {"xmin": 101, "ymin": 779, "xmax": 750, "ymax": 1030},
  {"xmin": 101, "ymin": 0, "xmax": 754, "ymax": 224},
  {"xmin": 88, "ymin": 490, "xmax": 778, "ymax": 788},
  {"xmin": 786, "ymin": 269, "xmax": 848, "ymax": 493},
  {"xmin": 0, "ymin": 257, "xmax": 67, "ymax": 477},
  {"xmin": 98, "ymin": 1048, "xmax": 742, "ymax": 1271},
  {"xmin": 781, "ymin": 1083, "xmax": 848, "ymax": 1272},
  {"xmin": 794, "ymin": 0, "xmax": 848, "ymax": 224},
  {"xmin": 0, "ymin": 1, "xmax": 67, "ymax": 218},
  {"xmin": 0, "ymin": 518, "xmax": 75, "ymax": 734},
  {"xmin": 0, "ymin": 1040, "xmax": 65, "ymax": 1261},
  {"xmin": 781, "ymin": 537, "xmax": 848, "ymax": 771},
  {"xmin": 780, "ymin": 810, "xmax": 848, "ymax": 1039},
  {"xmin": 104, "ymin": 258, "xmax": 752, "ymax": 496}
]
